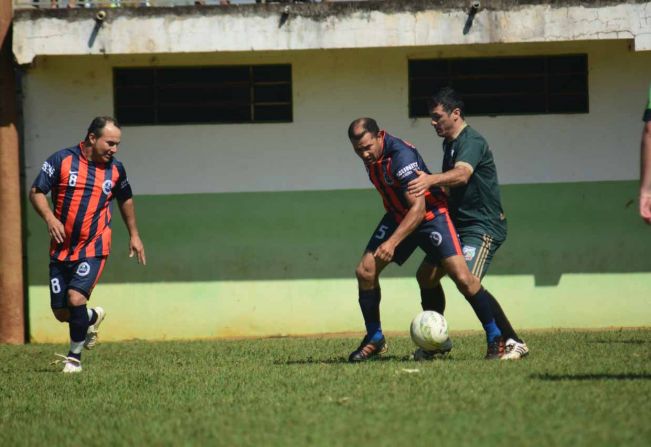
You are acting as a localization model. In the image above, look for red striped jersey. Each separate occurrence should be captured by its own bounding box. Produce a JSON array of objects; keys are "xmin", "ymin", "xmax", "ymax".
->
[
  {"xmin": 367, "ymin": 131, "xmax": 449, "ymax": 223},
  {"xmin": 32, "ymin": 143, "xmax": 133, "ymax": 261}
]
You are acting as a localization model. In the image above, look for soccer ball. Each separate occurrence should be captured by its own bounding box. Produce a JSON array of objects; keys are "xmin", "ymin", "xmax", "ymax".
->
[{"xmin": 410, "ymin": 310, "xmax": 452, "ymax": 352}]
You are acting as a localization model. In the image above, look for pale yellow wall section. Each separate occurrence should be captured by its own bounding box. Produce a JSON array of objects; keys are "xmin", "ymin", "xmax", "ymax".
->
[{"xmin": 29, "ymin": 274, "xmax": 651, "ymax": 343}]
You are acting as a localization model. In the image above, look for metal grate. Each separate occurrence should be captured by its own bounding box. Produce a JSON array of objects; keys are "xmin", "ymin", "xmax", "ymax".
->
[
  {"xmin": 114, "ymin": 65, "xmax": 293, "ymax": 125},
  {"xmin": 408, "ymin": 54, "xmax": 589, "ymax": 117}
]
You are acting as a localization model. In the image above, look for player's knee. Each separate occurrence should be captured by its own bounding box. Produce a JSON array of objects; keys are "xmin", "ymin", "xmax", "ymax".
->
[
  {"xmin": 452, "ymin": 271, "xmax": 478, "ymax": 297},
  {"xmin": 355, "ymin": 263, "xmax": 376, "ymax": 286},
  {"xmin": 67, "ymin": 290, "xmax": 87, "ymax": 307},
  {"xmin": 52, "ymin": 308, "xmax": 69, "ymax": 322}
]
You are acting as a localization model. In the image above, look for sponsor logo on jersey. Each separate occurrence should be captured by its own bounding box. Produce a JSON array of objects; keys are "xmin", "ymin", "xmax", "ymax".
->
[
  {"xmin": 429, "ymin": 231, "xmax": 443, "ymax": 247},
  {"xmin": 396, "ymin": 162, "xmax": 419, "ymax": 180},
  {"xmin": 463, "ymin": 245, "xmax": 476, "ymax": 261},
  {"xmin": 41, "ymin": 161, "xmax": 55, "ymax": 177},
  {"xmin": 76, "ymin": 262, "xmax": 91, "ymax": 277},
  {"xmin": 102, "ymin": 180, "xmax": 114, "ymax": 195}
]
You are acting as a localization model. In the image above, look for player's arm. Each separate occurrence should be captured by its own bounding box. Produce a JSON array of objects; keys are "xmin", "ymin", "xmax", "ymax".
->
[
  {"xmin": 640, "ymin": 120, "xmax": 651, "ymax": 224},
  {"xmin": 407, "ymin": 164, "xmax": 473, "ymax": 197},
  {"xmin": 29, "ymin": 187, "xmax": 65, "ymax": 244},
  {"xmin": 117, "ymin": 198, "xmax": 146, "ymax": 265},
  {"xmin": 374, "ymin": 192, "xmax": 426, "ymax": 262}
]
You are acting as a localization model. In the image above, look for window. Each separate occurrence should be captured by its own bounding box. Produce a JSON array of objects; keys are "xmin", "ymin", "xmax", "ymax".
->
[
  {"xmin": 114, "ymin": 65, "xmax": 292, "ymax": 125},
  {"xmin": 408, "ymin": 55, "xmax": 588, "ymax": 117}
]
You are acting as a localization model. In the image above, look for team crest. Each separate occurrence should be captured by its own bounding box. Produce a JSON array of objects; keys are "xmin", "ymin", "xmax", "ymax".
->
[
  {"xmin": 102, "ymin": 180, "xmax": 113, "ymax": 195},
  {"xmin": 463, "ymin": 245, "xmax": 476, "ymax": 261},
  {"xmin": 429, "ymin": 231, "xmax": 443, "ymax": 247},
  {"xmin": 76, "ymin": 262, "xmax": 91, "ymax": 277}
]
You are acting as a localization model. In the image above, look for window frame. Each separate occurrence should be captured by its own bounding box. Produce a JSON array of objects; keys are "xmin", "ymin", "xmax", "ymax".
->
[
  {"xmin": 408, "ymin": 54, "xmax": 589, "ymax": 118},
  {"xmin": 113, "ymin": 64, "xmax": 293, "ymax": 126}
]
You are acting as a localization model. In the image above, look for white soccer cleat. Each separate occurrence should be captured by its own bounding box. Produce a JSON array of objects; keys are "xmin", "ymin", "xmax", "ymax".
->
[
  {"xmin": 84, "ymin": 306, "xmax": 106, "ymax": 350},
  {"xmin": 501, "ymin": 338, "xmax": 529, "ymax": 360},
  {"xmin": 52, "ymin": 354, "xmax": 83, "ymax": 373}
]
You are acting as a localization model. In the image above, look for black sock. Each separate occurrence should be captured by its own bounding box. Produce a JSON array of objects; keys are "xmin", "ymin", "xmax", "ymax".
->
[
  {"xmin": 359, "ymin": 289, "xmax": 382, "ymax": 341},
  {"xmin": 466, "ymin": 288, "xmax": 501, "ymax": 342},
  {"xmin": 88, "ymin": 308, "xmax": 98, "ymax": 325},
  {"xmin": 420, "ymin": 284, "xmax": 445, "ymax": 314},
  {"xmin": 485, "ymin": 290, "xmax": 521, "ymax": 343},
  {"xmin": 68, "ymin": 304, "xmax": 90, "ymax": 359}
]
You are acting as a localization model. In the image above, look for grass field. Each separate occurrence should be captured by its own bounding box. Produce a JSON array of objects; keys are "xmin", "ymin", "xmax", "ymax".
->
[{"xmin": 1, "ymin": 329, "xmax": 650, "ymax": 447}]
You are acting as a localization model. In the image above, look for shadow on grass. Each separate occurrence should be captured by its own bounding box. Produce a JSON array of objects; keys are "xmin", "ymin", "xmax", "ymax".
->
[
  {"xmin": 587, "ymin": 339, "xmax": 647, "ymax": 345},
  {"xmin": 532, "ymin": 373, "xmax": 651, "ymax": 381},
  {"xmin": 276, "ymin": 354, "xmax": 417, "ymax": 365}
]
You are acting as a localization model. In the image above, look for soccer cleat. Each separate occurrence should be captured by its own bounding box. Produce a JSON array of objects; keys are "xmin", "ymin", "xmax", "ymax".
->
[
  {"xmin": 52, "ymin": 354, "xmax": 82, "ymax": 374},
  {"xmin": 348, "ymin": 335, "xmax": 388, "ymax": 363},
  {"xmin": 484, "ymin": 336, "xmax": 505, "ymax": 360},
  {"xmin": 84, "ymin": 306, "xmax": 106, "ymax": 350},
  {"xmin": 501, "ymin": 338, "xmax": 529, "ymax": 360},
  {"xmin": 412, "ymin": 346, "xmax": 451, "ymax": 361}
]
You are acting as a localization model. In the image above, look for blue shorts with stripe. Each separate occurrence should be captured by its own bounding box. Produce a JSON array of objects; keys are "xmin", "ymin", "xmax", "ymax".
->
[
  {"xmin": 365, "ymin": 213, "xmax": 462, "ymax": 265},
  {"xmin": 48, "ymin": 256, "xmax": 107, "ymax": 309}
]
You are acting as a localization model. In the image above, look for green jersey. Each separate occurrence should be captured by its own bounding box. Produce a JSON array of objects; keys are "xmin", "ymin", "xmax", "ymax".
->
[{"xmin": 441, "ymin": 125, "xmax": 507, "ymax": 240}]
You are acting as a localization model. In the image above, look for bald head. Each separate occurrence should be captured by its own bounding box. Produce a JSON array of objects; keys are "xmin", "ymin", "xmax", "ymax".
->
[{"xmin": 348, "ymin": 117, "xmax": 380, "ymax": 141}]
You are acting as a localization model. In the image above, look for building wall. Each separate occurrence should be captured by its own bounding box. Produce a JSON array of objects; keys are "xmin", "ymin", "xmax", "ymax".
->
[{"xmin": 22, "ymin": 40, "xmax": 651, "ymax": 342}]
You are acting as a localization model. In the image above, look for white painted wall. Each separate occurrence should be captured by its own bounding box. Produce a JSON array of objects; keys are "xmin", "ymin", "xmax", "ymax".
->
[{"xmin": 22, "ymin": 40, "xmax": 651, "ymax": 195}]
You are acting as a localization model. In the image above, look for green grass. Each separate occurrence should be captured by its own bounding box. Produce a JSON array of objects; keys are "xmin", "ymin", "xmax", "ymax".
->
[{"xmin": 1, "ymin": 329, "xmax": 650, "ymax": 447}]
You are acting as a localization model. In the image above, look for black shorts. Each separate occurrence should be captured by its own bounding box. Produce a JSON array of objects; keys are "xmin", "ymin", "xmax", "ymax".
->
[
  {"xmin": 49, "ymin": 257, "xmax": 107, "ymax": 309},
  {"xmin": 365, "ymin": 213, "xmax": 462, "ymax": 265}
]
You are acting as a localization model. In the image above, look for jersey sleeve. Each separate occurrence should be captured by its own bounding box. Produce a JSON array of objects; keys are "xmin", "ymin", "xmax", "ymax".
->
[
  {"xmin": 455, "ymin": 135, "xmax": 486, "ymax": 171},
  {"xmin": 113, "ymin": 163, "xmax": 134, "ymax": 201},
  {"xmin": 31, "ymin": 152, "xmax": 62, "ymax": 194},
  {"xmin": 391, "ymin": 148, "xmax": 423, "ymax": 193}
]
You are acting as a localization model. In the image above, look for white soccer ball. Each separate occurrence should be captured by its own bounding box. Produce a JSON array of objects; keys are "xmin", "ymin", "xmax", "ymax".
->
[{"xmin": 410, "ymin": 310, "xmax": 452, "ymax": 351}]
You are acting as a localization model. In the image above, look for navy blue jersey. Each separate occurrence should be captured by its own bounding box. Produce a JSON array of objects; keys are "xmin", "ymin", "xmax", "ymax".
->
[
  {"xmin": 367, "ymin": 131, "xmax": 449, "ymax": 223},
  {"xmin": 32, "ymin": 143, "xmax": 133, "ymax": 261}
]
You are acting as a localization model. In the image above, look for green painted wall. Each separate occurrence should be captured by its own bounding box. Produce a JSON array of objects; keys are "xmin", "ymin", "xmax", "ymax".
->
[{"xmin": 26, "ymin": 180, "xmax": 651, "ymax": 342}]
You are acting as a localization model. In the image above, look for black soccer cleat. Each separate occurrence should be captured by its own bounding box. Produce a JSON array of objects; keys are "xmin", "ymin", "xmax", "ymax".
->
[
  {"xmin": 485, "ymin": 336, "xmax": 505, "ymax": 360},
  {"xmin": 348, "ymin": 335, "xmax": 388, "ymax": 363}
]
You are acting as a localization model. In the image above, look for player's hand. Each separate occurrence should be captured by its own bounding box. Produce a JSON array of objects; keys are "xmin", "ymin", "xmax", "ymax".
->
[
  {"xmin": 374, "ymin": 241, "xmax": 395, "ymax": 262},
  {"xmin": 46, "ymin": 216, "xmax": 66, "ymax": 244},
  {"xmin": 640, "ymin": 193, "xmax": 651, "ymax": 224},
  {"xmin": 407, "ymin": 171, "xmax": 432, "ymax": 197},
  {"xmin": 129, "ymin": 235, "xmax": 147, "ymax": 265}
]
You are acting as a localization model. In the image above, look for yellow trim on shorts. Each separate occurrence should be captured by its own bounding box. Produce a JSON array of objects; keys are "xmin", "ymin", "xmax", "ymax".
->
[{"xmin": 471, "ymin": 234, "xmax": 492, "ymax": 277}]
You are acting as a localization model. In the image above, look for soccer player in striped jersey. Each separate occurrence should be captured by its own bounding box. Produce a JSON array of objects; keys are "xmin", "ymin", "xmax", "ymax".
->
[
  {"xmin": 407, "ymin": 87, "xmax": 528, "ymax": 360},
  {"xmin": 30, "ymin": 116, "xmax": 146, "ymax": 373},
  {"xmin": 347, "ymin": 117, "xmax": 506, "ymax": 362}
]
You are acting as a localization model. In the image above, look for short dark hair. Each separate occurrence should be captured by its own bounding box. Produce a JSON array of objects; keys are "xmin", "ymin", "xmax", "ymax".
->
[
  {"xmin": 428, "ymin": 87, "xmax": 465, "ymax": 118},
  {"xmin": 348, "ymin": 117, "xmax": 380, "ymax": 140},
  {"xmin": 85, "ymin": 116, "xmax": 120, "ymax": 142}
]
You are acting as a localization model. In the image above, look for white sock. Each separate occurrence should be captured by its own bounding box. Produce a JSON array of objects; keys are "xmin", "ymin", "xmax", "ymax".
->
[{"xmin": 70, "ymin": 340, "xmax": 84, "ymax": 355}]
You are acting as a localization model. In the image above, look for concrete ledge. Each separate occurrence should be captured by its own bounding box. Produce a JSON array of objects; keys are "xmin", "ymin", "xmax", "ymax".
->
[{"xmin": 13, "ymin": 0, "xmax": 651, "ymax": 64}]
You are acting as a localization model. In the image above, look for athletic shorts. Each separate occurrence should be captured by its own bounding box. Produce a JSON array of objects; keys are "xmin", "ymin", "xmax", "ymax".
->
[
  {"xmin": 458, "ymin": 232, "xmax": 504, "ymax": 279},
  {"xmin": 48, "ymin": 257, "xmax": 108, "ymax": 309},
  {"xmin": 365, "ymin": 213, "xmax": 462, "ymax": 265}
]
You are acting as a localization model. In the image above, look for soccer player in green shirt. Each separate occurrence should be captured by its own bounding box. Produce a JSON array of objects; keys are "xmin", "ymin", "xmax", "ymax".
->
[
  {"xmin": 640, "ymin": 83, "xmax": 651, "ymax": 224},
  {"xmin": 407, "ymin": 87, "xmax": 528, "ymax": 360}
]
